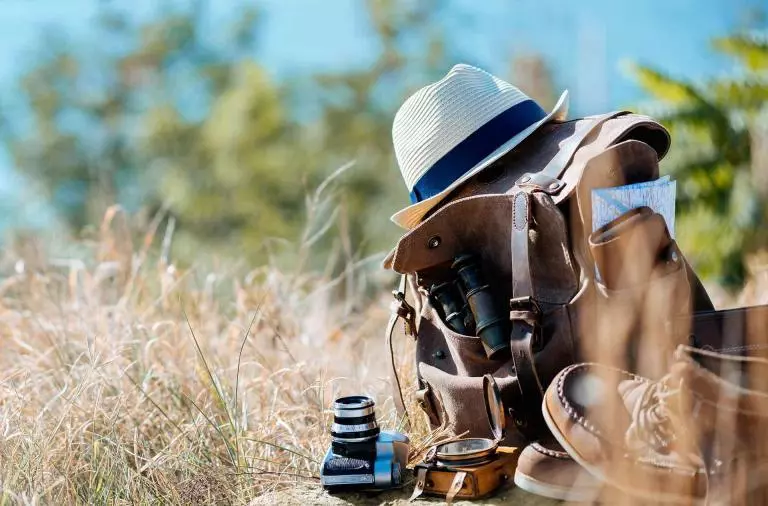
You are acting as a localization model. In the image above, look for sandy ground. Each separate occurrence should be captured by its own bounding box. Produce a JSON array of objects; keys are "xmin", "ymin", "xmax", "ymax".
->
[{"xmin": 248, "ymin": 480, "xmax": 560, "ymax": 505}]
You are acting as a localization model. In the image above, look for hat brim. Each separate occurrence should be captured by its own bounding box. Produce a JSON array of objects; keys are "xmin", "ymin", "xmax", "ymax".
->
[{"xmin": 390, "ymin": 90, "xmax": 569, "ymax": 229}]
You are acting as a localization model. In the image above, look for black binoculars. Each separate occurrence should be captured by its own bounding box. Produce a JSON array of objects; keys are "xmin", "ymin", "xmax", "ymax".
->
[
  {"xmin": 429, "ymin": 254, "xmax": 509, "ymax": 359},
  {"xmin": 429, "ymin": 280, "xmax": 474, "ymax": 335}
]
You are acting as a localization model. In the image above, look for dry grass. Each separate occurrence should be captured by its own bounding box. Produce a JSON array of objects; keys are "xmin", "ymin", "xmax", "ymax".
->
[
  {"xmin": 0, "ymin": 203, "xmax": 431, "ymax": 505},
  {"xmin": 3, "ymin": 181, "xmax": 767, "ymax": 505}
]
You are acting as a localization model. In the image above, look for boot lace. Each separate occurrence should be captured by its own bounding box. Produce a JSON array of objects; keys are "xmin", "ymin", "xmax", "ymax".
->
[{"xmin": 626, "ymin": 377, "xmax": 683, "ymax": 454}]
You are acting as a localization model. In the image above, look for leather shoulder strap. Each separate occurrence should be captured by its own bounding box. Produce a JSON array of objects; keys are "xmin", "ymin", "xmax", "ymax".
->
[
  {"xmin": 543, "ymin": 111, "xmax": 627, "ymax": 179},
  {"xmin": 386, "ymin": 274, "xmax": 415, "ymax": 428},
  {"xmin": 508, "ymin": 190, "xmax": 545, "ymax": 437},
  {"xmin": 517, "ymin": 111, "xmax": 627, "ymax": 195}
]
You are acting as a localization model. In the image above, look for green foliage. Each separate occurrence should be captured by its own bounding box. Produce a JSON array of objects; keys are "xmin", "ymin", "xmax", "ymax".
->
[
  {"xmin": 713, "ymin": 33, "xmax": 768, "ymax": 71},
  {"xmin": 630, "ymin": 31, "xmax": 768, "ymax": 287},
  {"xmin": 2, "ymin": 0, "xmax": 451, "ymax": 265}
]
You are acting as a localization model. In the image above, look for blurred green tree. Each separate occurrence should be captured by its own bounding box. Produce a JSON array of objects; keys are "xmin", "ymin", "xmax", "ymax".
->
[
  {"xmin": 1, "ymin": 0, "xmax": 451, "ymax": 265},
  {"xmin": 307, "ymin": 0, "xmax": 450, "ymax": 259},
  {"xmin": 630, "ymin": 32, "xmax": 768, "ymax": 287}
]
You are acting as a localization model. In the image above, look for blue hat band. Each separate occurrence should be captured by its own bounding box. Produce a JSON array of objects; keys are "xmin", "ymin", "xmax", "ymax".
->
[{"xmin": 409, "ymin": 99, "xmax": 547, "ymax": 204}]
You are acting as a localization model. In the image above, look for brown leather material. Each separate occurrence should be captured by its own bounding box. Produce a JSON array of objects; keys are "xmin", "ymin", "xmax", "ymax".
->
[
  {"xmin": 418, "ymin": 301, "xmax": 512, "ymax": 377},
  {"xmin": 682, "ymin": 304, "xmax": 768, "ymax": 356},
  {"xmin": 585, "ymin": 208, "xmax": 694, "ymax": 378},
  {"xmin": 410, "ymin": 467, "xmax": 428, "ymax": 501},
  {"xmin": 419, "ymin": 362, "xmax": 523, "ymax": 446},
  {"xmin": 543, "ymin": 362, "xmax": 709, "ymax": 502},
  {"xmin": 415, "ymin": 296, "xmax": 577, "ymax": 446},
  {"xmin": 446, "ymin": 471, "xmax": 467, "ymax": 504},
  {"xmin": 382, "ymin": 108, "xmax": 716, "ymax": 460},
  {"xmin": 570, "ymin": 140, "xmax": 661, "ymax": 275},
  {"xmin": 415, "ymin": 384, "xmax": 441, "ymax": 427},
  {"xmin": 514, "ymin": 439, "xmax": 601, "ymax": 500},
  {"xmin": 508, "ymin": 190, "xmax": 545, "ymax": 438},
  {"xmin": 387, "ymin": 193, "xmax": 579, "ymax": 305},
  {"xmin": 389, "ymin": 197, "xmax": 708, "ymax": 443},
  {"xmin": 413, "ymin": 447, "xmax": 518, "ymax": 501},
  {"xmin": 575, "ymin": 141, "xmax": 661, "ymax": 236},
  {"xmin": 558, "ymin": 113, "xmax": 669, "ymax": 204},
  {"xmin": 403, "ymin": 188, "xmax": 581, "ymax": 441},
  {"xmin": 511, "ymin": 192, "xmax": 534, "ymax": 296},
  {"xmin": 392, "ymin": 200, "xmax": 709, "ymax": 444},
  {"xmin": 544, "ymin": 347, "xmax": 768, "ymax": 503},
  {"xmin": 527, "ymin": 111, "xmax": 624, "ymax": 182}
]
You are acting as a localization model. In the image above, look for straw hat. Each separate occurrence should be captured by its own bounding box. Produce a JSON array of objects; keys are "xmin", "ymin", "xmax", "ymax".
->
[{"xmin": 391, "ymin": 63, "xmax": 568, "ymax": 229}]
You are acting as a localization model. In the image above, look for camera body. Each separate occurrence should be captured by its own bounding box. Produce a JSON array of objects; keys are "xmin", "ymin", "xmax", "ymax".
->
[
  {"xmin": 320, "ymin": 396, "xmax": 409, "ymax": 492},
  {"xmin": 320, "ymin": 430, "xmax": 410, "ymax": 490}
]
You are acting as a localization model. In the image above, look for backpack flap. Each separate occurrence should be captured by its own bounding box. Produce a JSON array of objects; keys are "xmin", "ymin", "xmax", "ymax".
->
[{"xmin": 385, "ymin": 192, "xmax": 578, "ymax": 306}]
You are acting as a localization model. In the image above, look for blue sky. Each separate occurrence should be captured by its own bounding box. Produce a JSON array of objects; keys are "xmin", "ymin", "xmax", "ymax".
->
[
  {"xmin": 0, "ymin": 0, "xmax": 763, "ymax": 228},
  {"xmin": 0, "ymin": 0, "xmax": 761, "ymax": 104}
]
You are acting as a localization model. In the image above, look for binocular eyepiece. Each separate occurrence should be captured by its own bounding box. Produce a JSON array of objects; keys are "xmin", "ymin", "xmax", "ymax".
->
[
  {"xmin": 429, "ymin": 254, "xmax": 510, "ymax": 360},
  {"xmin": 429, "ymin": 281, "xmax": 474, "ymax": 335}
]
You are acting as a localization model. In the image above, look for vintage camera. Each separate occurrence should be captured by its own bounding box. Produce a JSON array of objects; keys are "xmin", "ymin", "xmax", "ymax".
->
[
  {"xmin": 411, "ymin": 375, "xmax": 518, "ymax": 503},
  {"xmin": 320, "ymin": 395, "xmax": 410, "ymax": 492}
]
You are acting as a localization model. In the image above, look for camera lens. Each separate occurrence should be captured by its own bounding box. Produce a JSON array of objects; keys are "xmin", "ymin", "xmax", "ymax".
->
[{"xmin": 331, "ymin": 395, "xmax": 379, "ymax": 443}]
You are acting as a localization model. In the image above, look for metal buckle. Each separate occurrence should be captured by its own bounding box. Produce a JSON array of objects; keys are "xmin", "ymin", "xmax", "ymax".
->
[
  {"xmin": 515, "ymin": 173, "xmax": 565, "ymax": 194},
  {"xmin": 509, "ymin": 296, "xmax": 541, "ymax": 323},
  {"xmin": 391, "ymin": 290, "xmax": 416, "ymax": 337},
  {"xmin": 509, "ymin": 297, "xmax": 542, "ymax": 351}
]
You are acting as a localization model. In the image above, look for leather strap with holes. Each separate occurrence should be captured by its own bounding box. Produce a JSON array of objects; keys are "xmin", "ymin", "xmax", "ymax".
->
[
  {"xmin": 446, "ymin": 471, "xmax": 468, "ymax": 505},
  {"xmin": 409, "ymin": 467, "xmax": 427, "ymax": 502}
]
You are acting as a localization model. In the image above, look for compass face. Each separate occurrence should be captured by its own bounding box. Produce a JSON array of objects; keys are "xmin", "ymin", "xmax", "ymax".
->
[{"xmin": 437, "ymin": 438, "xmax": 494, "ymax": 456}]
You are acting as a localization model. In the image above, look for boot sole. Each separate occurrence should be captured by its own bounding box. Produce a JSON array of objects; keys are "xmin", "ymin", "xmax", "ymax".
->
[{"xmin": 513, "ymin": 468, "xmax": 600, "ymax": 502}]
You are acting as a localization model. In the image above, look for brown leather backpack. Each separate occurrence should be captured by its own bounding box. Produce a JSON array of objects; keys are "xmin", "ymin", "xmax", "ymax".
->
[{"xmin": 383, "ymin": 111, "xmax": 716, "ymax": 444}]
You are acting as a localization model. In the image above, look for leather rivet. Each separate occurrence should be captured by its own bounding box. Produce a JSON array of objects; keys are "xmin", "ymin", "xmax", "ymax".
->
[
  {"xmin": 549, "ymin": 182, "xmax": 559, "ymax": 190},
  {"xmin": 520, "ymin": 175, "xmax": 531, "ymax": 183},
  {"xmin": 434, "ymin": 349, "xmax": 446, "ymax": 360},
  {"xmin": 427, "ymin": 236, "xmax": 441, "ymax": 249}
]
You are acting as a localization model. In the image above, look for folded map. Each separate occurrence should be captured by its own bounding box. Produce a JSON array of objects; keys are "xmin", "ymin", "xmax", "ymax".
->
[{"xmin": 591, "ymin": 176, "xmax": 676, "ymax": 237}]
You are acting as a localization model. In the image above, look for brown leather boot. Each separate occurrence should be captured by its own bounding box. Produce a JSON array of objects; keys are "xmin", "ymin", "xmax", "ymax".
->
[
  {"xmin": 513, "ymin": 439, "xmax": 601, "ymax": 501},
  {"xmin": 543, "ymin": 345, "xmax": 768, "ymax": 503}
]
